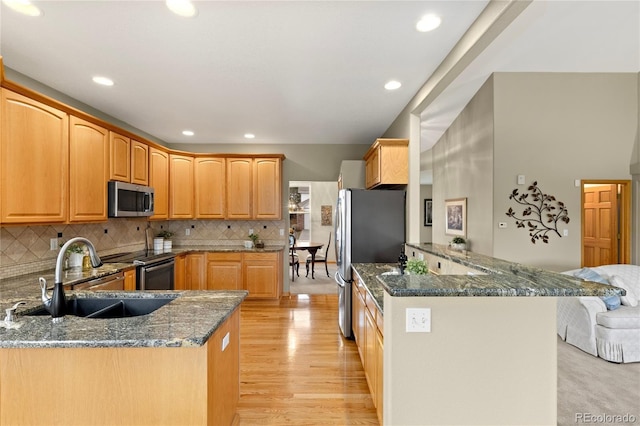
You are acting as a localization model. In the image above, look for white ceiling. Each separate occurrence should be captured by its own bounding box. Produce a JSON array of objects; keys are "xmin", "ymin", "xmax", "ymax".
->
[{"xmin": 0, "ymin": 0, "xmax": 489, "ymax": 146}]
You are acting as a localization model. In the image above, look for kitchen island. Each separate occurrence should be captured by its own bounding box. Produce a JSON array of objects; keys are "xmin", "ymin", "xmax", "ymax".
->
[
  {"xmin": 352, "ymin": 243, "xmax": 624, "ymax": 426},
  {"xmin": 0, "ymin": 270, "xmax": 247, "ymax": 425}
]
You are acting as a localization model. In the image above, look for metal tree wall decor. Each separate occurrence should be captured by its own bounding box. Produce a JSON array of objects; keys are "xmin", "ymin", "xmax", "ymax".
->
[{"xmin": 506, "ymin": 181, "xmax": 570, "ymax": 244}]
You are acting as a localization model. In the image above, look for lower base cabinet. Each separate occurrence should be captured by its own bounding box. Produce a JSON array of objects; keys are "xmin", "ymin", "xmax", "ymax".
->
[
  {"xmin": 0, "ymin": 308, "xmax": 240, "ymax": 425},
  {"xmin": 243, "ymin": 252, "xmax": 281, "ymax": 299}
]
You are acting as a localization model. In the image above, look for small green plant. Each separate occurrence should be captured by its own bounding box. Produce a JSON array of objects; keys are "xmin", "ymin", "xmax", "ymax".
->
[
  {"xmin": 248, "ymin": 233, "xmax": 259, "ymax": 243},
  {"xmin": 405, "ymin": 258, "xmax": 428, "ymax": 275},
  {"xmin": 61, "ymin": 242, "xmax": 84, "ymax": 254},
  {"xmin": 452, "ymin": 237, "xmax": 466, "ymax": 244},
  {"xmin": 157, "ymin": 230, "xmax": 174, "ymax": 239}
]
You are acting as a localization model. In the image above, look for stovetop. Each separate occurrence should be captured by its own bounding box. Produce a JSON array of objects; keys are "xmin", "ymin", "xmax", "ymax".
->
[{"xmin": 101, "ymin": 250, "xmax": 175, "ymax": 266}]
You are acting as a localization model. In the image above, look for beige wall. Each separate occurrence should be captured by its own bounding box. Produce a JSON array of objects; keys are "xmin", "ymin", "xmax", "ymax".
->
[
  {"xmin": 420, "ymin": 185, "xmax": 433, "ymax": 243},
  {"xmin": 493, "ymin": 73, "xmax": 638, "ymax": 271},
  {"xmin": 432, "ymin": 75, "xmax": 495, "ymax": 256}
]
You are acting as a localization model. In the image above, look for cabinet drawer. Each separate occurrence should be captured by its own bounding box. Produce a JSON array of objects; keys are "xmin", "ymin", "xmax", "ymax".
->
[
  {"xmin": 243, "ymin": 252, "xmax": 277, "ymax": 262},
  {"xmin": 207, "ymin": 252, "xmax": 242, "ymax": 262}
]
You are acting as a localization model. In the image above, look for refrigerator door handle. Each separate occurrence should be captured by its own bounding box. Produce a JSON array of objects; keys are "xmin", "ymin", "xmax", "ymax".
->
[{"xmin": 335, "ymin": 271, "xmax": 345, "ymax": 288}]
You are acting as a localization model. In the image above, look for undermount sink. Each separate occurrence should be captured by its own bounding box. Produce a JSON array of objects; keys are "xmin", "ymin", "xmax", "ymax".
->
[{"xmin": 26, "ymin": 296, "xmax": 175, "ymax": 319}]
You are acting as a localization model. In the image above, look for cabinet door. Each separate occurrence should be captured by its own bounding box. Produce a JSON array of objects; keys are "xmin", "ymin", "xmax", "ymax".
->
[
  {"xmin": 355, "ymin": 288, "xmax": 366, "ymax": 365},
  {"xmin": 149, "ymin": 147, "xmax": 169, "ymax": 220},
  {"xmin": 364, "ymin": 306, "xmax": 377, "ymax": 402},
  {"xmin": 226, "ymin": 158, "xmax": 252, "ymax": 219},
  {"xmin": 174, "ymin": 254, "xmax": 186, "ymax": 290},
  {"xmin": 109, "ymin": 132, "xmax": 130, "ymax": 182},
  {"xmin": 364, "ymin": 147, "xmax": 380, "ymax": 189},
  {"xmin": 130, "ymin": 140, "xmax": 149, "ymax": 185},
  {"xmin": 375, "ymin": 328, "xmax": 384, "ymax": 424},
  {"xmin": 124, "ymin": 269, "xmax": 136, "ymax": 291},
  {"xmin": 206, "ymin": 253, "xmax": 242, "ymax": 290},
  {"xmin": 253, "ymin": 158, "xmax": 281, "ymax": 219},
  {"xmin": 195, "ymin": 157, "xmax": 225, "ymax": 219},
  {"xmin": 186, "ymin": 253, "xmax": 205, "ymax": 290},
  {"xmin": 1, "ymin": 89, "xmax": 69, "ymax": 223},
  {"xmin": 209, "ymin": 308, "xmax": 240, "ymax": 425},
  {"xmin": 243, "ymin": 252, "xmax": 280, "ymax": 299},
  {"xmin": 69, "ymin": 117, "xmax": 109, "ymax": 222},
  {"xmin": 169, "ymin": 154, "xmax": 194, "ymax": 219}
]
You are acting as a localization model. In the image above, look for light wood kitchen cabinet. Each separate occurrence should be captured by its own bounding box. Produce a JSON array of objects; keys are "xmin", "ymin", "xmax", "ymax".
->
[
  {"xmin": 149, "ymin": 147, "xmax": 169, "ymax": 220},
  {"xmin": 363, "ymin": 138, "xmax": 408, "ymax": 189},
  {"xmin": 186, "ymin": 253, "xmax": 206, "ymax": 290},
  {"xmin": 174, "ymin": 254, "xmax": 186, "ymax": 290},
  {"xmin": 124, "ymin": 268, "xmax": 136, "ymax": 291},
  {"xmin": 364, "ymin": 303, "xmax": 377, "ymax": 407},
  {"xmin": 109, "ymin": 131, "xmax": 131, "ymax": 182},
  {"xmin": 195, "ymin": 157, "xmax": 225, "ymax": 219},
  {"xmin": 69, "ymin": 116, "xmax": 109, "ymax": 223},
  {"xmin": 169, "ymin": 153, "xmax": 194, "ymax": 219},
  {"xmin": 130, "ymin": 139, "xmax": 149, "ymax": 185},
  {"xmin": 375, "ymin": 327, "xmax": 384, "ymax": 423},
  {"xmin": 243, "ymin": 252, "xmax": 281, "ymax": 299},
  {"xmin": 206, "ymin": 252, "xmax": 242, "ymax": 290},
  {"xmin": 226, "ymin": 158, "xmax": 252, "ymax": 219},
  {"xmin": 253, "ymin": 157, "xmax": 281, "ymax": 219},
  {"xmin": 1, "ymin": 89, "xmax": 69, "ymax": 224}
]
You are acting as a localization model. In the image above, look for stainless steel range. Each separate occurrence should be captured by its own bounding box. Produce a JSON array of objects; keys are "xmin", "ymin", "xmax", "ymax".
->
[{"xmin": 102, "ymin": 250, "xmax": 175, "ymax": 290}]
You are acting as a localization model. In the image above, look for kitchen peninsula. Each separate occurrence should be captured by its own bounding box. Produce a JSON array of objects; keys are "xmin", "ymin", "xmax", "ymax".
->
[
  {"xmin": 0, "ymin": 265, "xmax": 247, "ymax": 426},
  {"xmin": 353, "ymin": 243, "xmax": 623, "ymax": 426}
]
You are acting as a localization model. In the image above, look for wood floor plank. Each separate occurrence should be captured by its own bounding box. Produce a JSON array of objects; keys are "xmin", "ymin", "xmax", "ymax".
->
[{"xmin": 237, "ymin": 294, "xmax": 379, "ymax": 425}]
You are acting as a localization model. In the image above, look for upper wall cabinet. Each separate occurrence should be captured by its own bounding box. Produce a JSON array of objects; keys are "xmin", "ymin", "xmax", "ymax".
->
[
  {"xmin": 109, "ymin": 132, "xmax": 130, "ymax": 182},
  {"xmin": 169, "ymin": 154, "xmax": 194, "ymax": 219},
  {"xmin": 130, "ymin": 140, "xmax": 149, "ymax": 186},
  {"xmin": 195, "ymin": 157, "xmax": 225, "ymax": 219},
  {"xmin": 364, "ymin": 138, "xmax": 408, "ymax": 189},
  {"xmin": 253, "ymin": 158, "xmax": 281, "ymax": 220},
  {"xmin": 149, "ymin": 147, "xmax": 169, "ymax": 220},
  {"xmin": 69, "ymin": 117, "xmax": 109, "ymax": 222},
  {"xmin": 1, "ymin": 89, "xmax": 69, "ymax": 224},
  {"xmin": 226, "ymin": 158, "xmax": 253, "ymax": 219}
]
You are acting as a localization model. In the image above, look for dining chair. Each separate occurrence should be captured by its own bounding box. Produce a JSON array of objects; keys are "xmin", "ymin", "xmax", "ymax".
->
[
  {"xmin": 306, "ymin": 232, "xmax": 331, "ymax": 278},
  {"xmin": 289, "ymin": 234, "xmax": 300, "ymax": 280}
]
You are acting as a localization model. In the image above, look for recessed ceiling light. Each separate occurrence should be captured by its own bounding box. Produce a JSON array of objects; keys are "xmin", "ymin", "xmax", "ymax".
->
[
  {"xmin": 244, "ymin": 133, "xmax": 255, "ymax": 139},
  {"xmin": 384, "ymin": 80, "xmax": 402, "ymax": 91},
  {"xmin": 166, "ymin": 0, "xmax": 197, "ymax": 18},
  {"xmin": 182, "ymin": 130, "xmax": 194, "ymax": 136},
  {"xmin": 2, "ymin": 0, "xmax": 42, "ymax": 16},
  {"xmin": 92, "ymin": 76, "xmax": 114, "ymax": 86},
  {"xmin": 416, "ymin": 14, "xmax": 441, "ymax": 32}
]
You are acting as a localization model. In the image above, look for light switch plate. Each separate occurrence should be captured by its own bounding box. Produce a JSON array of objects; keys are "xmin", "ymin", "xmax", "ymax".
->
[
  {"xmin": 517, "ymin": 175, "xmax": 525, "ymax": 185},
  {"xmin": 222, "ymin": 332, "xmax": 230, "ymax": 351}
]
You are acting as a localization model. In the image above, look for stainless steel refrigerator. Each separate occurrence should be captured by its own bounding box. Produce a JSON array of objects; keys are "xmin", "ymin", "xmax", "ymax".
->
[{"xmin": 334, "ymin": 188, "xmax": 406, "ymax": 338}]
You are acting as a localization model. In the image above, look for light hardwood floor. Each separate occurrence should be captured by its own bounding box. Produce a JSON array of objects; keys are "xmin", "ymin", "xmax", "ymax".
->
[{"xmin": 237, "ymin": 294, "xmax": 379, "ymax": 425}]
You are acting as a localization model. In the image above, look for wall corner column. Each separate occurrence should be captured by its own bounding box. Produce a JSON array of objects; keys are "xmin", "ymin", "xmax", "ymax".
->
[{"xmin": 406, "ymin": 113, "xmax": 422, "ymax": 243}]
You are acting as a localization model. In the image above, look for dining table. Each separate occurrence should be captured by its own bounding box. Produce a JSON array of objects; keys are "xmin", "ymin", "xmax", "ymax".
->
[{"xmin": 293, "ymin": 241, "xmax": 324, "ymax": 279}]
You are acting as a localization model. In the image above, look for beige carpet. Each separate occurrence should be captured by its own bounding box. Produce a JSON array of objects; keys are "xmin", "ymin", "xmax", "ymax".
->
[
  {"xmin": 557, "ymin": 336, "xmax": 640, "ymax": 425},
  {"xmin": 289, "ymin": 262, "xmax": 337, "ymax": 295}
]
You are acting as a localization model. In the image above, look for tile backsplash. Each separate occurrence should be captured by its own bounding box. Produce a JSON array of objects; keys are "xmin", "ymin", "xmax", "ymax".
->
[{"xmin": 0, "ymin": 218, "xmax": 286, "ymax": 279}]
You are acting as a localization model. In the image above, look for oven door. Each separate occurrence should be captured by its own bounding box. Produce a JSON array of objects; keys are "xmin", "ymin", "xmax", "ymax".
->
[{"xmin": 138, "ymin": 258, "xmax": 175, "ymax": 290}]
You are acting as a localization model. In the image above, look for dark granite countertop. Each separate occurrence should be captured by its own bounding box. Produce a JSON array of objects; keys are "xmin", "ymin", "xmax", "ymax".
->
[{"xmin": 351, "ymin": 243, "xmax": 624, "ymax": 307}]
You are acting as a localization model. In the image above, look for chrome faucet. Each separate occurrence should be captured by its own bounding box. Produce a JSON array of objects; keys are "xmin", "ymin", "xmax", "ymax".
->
[{"xmin": 39, "ymin": 237, "xmax": 102, "ymax": 323}]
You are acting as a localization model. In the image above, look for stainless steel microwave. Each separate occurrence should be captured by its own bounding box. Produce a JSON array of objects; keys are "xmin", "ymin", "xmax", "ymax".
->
[{"xmin": 108, "ymin": 181, "xmax": 154, "ymax": 217}]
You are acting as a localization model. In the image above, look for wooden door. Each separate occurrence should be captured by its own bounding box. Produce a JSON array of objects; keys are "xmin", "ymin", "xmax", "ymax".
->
[
  {"xmin": 1, "ymin": 89, "xmax": 69, "ymax": 223},
  {"xmin": 69, "ymin": 116, "xmax": 109, "ymax": 222},
  {"xmin": 253, "ymin": 158, "xmax": 281, "ymax": 219},
  {"xmin": 206, "ymin": 253, "xmax": 242, "ymax": 290},
  {"xmin": 149, "ymin": 147, "xmax": 169, "ymax": 220},
  {"xmin": 195, "ymin": 157, "xmax": 225, "ymax": 219},
  {"xmin": 130, "ymin": 140, "xmax": 149, "ymax": 185},
  {"xmin": 169, "ymin": 154, "xmax": 194, "ymax": 219},
  {"xmin": 583, "ymin": 184, "xmax": 618, "ymax": 266},
  {"xmin": 226, "ymin": 158, "xmax": 252, "ymax": 219},
  {"xmin": 109, "ymin": 131, "xmax": 130, "ymax": 182}
]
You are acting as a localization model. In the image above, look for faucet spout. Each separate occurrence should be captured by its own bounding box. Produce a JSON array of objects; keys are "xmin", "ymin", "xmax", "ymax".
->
[{"xmin": 43, "ymin": 237, "xmax": 102, "ymax": 322}]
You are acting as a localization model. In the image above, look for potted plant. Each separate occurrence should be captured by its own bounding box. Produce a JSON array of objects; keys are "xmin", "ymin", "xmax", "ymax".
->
[
  {"xmin": 157, "ymin": 230, "xmax": 174, "ymax": 250},
  {"xmin": 450, "ymin": 236, "xmax": 467, "ymax": 251},
  {"xmin": 65, "ymin": 242, "xmax": 85, "ymax": 268},
  {"xmin": 405, "ymin": 258, "xmax": 428, "ymax": 275},
  {"xmin": 248, "ymin": 233, "xmax": 261, "ymax": 248}
]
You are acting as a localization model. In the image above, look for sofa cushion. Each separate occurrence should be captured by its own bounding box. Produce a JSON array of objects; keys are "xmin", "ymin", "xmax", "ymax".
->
[
  {"xmin": 573, "ymin": 268, "xmax": 621, "ymax": 310},
  {"xmin": 610, "ymin": 275, "xmax": 639, "ymax": 307},
  {"xmin": 596, "ymin": 305, "xmax": 640, "ymax": 329}
]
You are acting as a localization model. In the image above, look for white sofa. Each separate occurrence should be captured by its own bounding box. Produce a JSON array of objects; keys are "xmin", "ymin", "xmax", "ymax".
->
[{"xmin": 557, "ymin": 264, "xmax": 640, "ymax": 363}]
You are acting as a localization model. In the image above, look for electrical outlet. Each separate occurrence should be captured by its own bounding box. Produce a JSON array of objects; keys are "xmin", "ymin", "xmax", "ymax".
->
[
  {"xmin": 50, "ymin": 238, "xmax": 58, "ymax": 250},
  {"xmin": 280, "ymin": 229, "xmax": 285, "ymax": 236},
  {"xmin": 406, "ymin": 308, "xmax": 431, "ymax": 333},
  {"xmin": 249, "ymin": 228, "xmax": 254, "ymax": 235},
  {"xmin": 418, "ymin": 253, "xmax": 424, "ymax": 261},
  {"xmin": 563, "ymin": 229, "xmax": 569, "ymax": 236},
  {"xmin": 221, "ymin": 332, "xmax": 230, "ymax": 351},
  {"xmin": 499, "ymin": 222, "xmax": 507, "ymax": 228},
  {"xmin": 517, "ymin": 174, "xmax": 525, "ymax": 185},
  {"xmin": 185, "ymin": 228, "xmax": 190, "ymax": 236}
]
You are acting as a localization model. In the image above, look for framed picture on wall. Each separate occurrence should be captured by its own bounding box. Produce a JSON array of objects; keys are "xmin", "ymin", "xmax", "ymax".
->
[
  {"xmin": 445, "ymin": 198, "xmax": 466, "ymax": 237},
  {"xmin": 424, "ymin": 199, "xmax": 432, "ymax": 226}
]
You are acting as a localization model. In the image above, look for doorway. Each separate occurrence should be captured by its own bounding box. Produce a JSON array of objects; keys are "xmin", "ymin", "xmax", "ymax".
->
[{"xmin": 581, "ymin": 180, "xmax": 631, "ymax": 267}]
